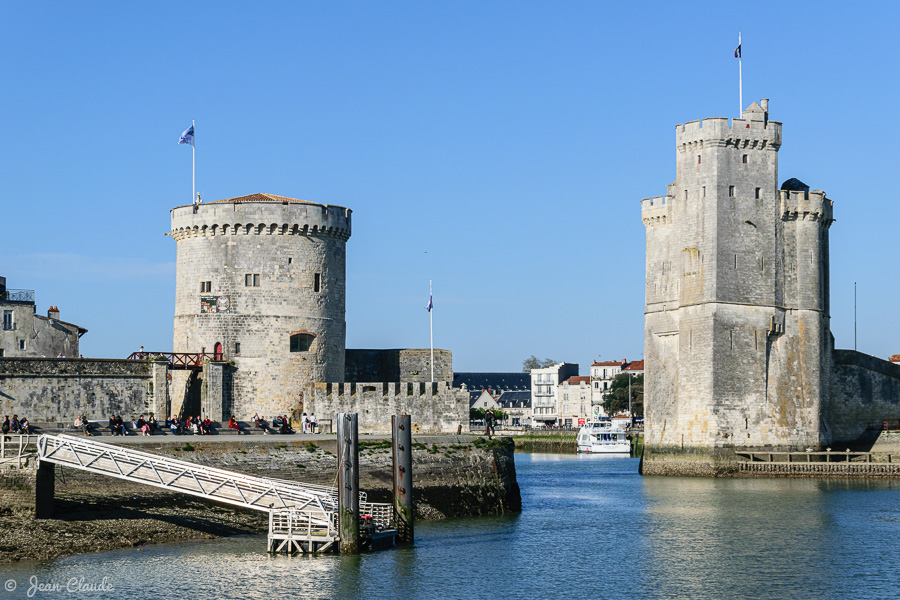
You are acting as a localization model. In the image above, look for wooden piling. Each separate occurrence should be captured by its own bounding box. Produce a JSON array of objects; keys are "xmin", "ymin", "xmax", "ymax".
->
[
  {"xmin": 35, "ymin": 460, "xmax": 55, "ymax": 519},
  {"xmin": 337, "ymin": 413, "xmax": 359, "ymax": 554},
  {"xmin": 392, "ymin": 414, "xmax": 414, "ymax": 544}
]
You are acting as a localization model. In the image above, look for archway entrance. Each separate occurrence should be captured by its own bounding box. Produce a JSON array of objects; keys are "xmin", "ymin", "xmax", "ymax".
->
[{"xmin": 214, "ymin": 342, "xmax": 223, "ymax": 361}]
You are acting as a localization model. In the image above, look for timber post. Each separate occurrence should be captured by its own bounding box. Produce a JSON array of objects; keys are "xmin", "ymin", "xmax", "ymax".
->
[
  {"xmin": 337, "ymin": 412, "xmax": 360, "ymax": 554},
  {"xmin": 34, "ymin": 460, "xmax": 55, "ymax": 519},
  {"xmin": 392, "ymin": 414, "xmax": 414, "ymax": 544}
]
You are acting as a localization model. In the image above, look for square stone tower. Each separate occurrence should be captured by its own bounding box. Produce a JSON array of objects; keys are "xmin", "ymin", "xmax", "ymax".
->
[{"xmin": 641, "ymin": 100, "xmax": 835, "ymax": 470}]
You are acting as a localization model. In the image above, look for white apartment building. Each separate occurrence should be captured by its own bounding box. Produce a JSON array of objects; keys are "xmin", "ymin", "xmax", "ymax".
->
[
  {"xmin": 530, "ymin": 362, "xmax": 579, "ymax": 426},
  {"xmin": 557, "ymin": 376, "xmax": 591, "ymax": 428}
]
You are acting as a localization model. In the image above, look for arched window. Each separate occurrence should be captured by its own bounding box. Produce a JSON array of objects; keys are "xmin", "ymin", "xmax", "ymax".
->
[
  {"xmin": 290, "ymin": 331, "xmax": 316, "ymax": 353},
  {"xmin": 214, "ymin": 342, "xmax": 223, "ymax": 361}
]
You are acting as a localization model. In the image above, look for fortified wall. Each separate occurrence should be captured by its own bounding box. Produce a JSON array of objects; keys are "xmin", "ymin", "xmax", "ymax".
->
[
  {"xmin": 0, "ymin": 358, "xmax": 168, "ymax": 422},
  {"xmin": 306, "ymin": 382, "xmax": 468, "ymax": 434},
  {"xmin": 345, "ymin": 349, "xmax": 453, "ymax": 384}
]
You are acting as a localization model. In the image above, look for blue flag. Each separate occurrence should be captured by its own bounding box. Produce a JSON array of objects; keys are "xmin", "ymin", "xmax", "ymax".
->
[
  {"xmin": 426, "ymin": 293, "xmax": 433, "ymax": 312},
  {"xmin": 178, "ymin": 124, "xmax": 194, "ymax": 146}
]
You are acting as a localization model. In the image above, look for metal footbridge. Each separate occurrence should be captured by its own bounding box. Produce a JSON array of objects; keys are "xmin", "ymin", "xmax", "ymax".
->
[{"xmin": 36, "ymin": 434, "xmax": 393, "ymax": 554}]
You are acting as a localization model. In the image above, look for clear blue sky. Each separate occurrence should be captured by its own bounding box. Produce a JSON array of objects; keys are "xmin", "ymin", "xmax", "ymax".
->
[{"xmin": 1, "ymin": 1, "xmax": 898, "ymax": 373}]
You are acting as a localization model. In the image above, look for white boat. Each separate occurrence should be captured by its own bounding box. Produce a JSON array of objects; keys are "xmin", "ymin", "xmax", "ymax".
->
[{"xmin": 576, "ymin": 419, "xmax": 630, "ymax": 454}]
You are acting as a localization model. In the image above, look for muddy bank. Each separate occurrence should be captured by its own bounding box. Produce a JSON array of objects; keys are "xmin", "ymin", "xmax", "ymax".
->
[{"xmin": 0, "ymin": 436, "xmax": 520, "ymax": 563}]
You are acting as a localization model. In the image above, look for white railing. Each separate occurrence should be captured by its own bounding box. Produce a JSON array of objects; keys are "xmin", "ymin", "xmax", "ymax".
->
[{"xmin": 0, "ymin": 434, "xmax": 40, "ymax": 467}]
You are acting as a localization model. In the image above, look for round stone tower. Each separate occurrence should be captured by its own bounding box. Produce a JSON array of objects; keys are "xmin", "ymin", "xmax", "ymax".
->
[{"xmin": 170, "ymin": 193, "xmax": 352, "ymax": 418}]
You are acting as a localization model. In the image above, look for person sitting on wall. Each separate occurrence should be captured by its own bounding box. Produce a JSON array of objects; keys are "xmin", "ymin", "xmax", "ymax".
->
[
  {"xmin": 168, "ymin": 416, "xmax": 181, "ymax": 435},
  {"xmin": 253, "ymin": 413, "xmax": 268, "ymax": 433},
  {"xmin": 108, "ymin": 415, "xmax": 118, "ymax": 436},
  {"xmin": 191, "ymin": 416, "xmax": 202, "ymax": 435},
  {"xmin": 76, "ymin": 415, "xmax": 93, "ymax": 436},
  {"xmin": 2, "ymin": 416, "xmax": 10, "ymax": 437},
  {"xmin": 10, "ymin": 415, "xmax": 20, "ymax": 434},
  {"xmin": 114, "ymin": 415, "xmax": 127, "ymax": 436},
  {"xmin": 228, "ymin": 416, "xmax": 243, "ymax": 434},
  {"xmin": 19, "ymin": 417, "xmax": 31, "ymax": 435},
  {"xmin": 148, "ymin": 413, "xmax": 158, "ymax": 433},
  {"xmin": 202, "ymin": 416, "xmax": 213, "ymax": 434},
  {"xmin": 280, "ymin": 415, "xmax": 294, "ymax": 435}
]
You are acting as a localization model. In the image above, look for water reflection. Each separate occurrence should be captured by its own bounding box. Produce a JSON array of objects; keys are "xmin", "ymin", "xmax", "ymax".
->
[{"xmin": 1, "ymin": 455, "xmax": 898, "ymax": 600}]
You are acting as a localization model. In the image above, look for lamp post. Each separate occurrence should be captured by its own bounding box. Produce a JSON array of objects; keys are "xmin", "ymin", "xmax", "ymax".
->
[{"xmin": 627, "ymin": 372, "xmax": 632, "ymax": 429}]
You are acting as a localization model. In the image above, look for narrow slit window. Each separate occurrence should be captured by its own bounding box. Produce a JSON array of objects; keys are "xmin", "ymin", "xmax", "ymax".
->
[
  {"xmin": 742, "ymin": 154, "xmax": 748, "ymax": 164},
  {"xmin": 755, "ymin": 187, "xmax": 761, "ymax": 199},
  {"xmin": 684, "ymin": 190, "xmax": 688, "ymax": 200},
  {"xmin": 234, "ymin": 342, "xmax": 241, "ymax": 355},
  {"xmin": 314, "ymin": 273, "xmax": 321, "ymax": 293},
  {"xmin": 702, "ymin": 186, "xmax": 706, "ymax": 197},
  {"xmin": 697, "ymin": 155, "xmax": 701, "ymax": 164},
  {"xmin": 729, "ymin": 185, "xmax": 735, "ymax": 197}
]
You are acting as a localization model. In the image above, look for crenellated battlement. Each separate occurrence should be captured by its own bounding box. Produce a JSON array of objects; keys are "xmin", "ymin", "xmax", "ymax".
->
[
  {"xmin": 779, "ymin": 190, "xmax": 834, "ymax": 225},
  {"xmin": 641, "ymin": 194, "xmax": 673, "ymax": 227},
  {"xmin": 170, "ymin": 197, "xmax": 352, "ymax": 242},
  {"xmin": 676, "ymin": 102, "xmax": 782, "ymax": 150}
]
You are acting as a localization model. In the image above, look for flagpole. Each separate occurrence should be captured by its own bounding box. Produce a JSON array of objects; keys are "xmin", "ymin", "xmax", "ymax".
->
[
  {"xmin": 738, "ymin": 32, "xmax": 742, "ymax": 117},
  {"xmin": 428, "ymin": 279, "xmax": 434, "ymax": 383},
  {"xmin": 192, "ymin": 119, "xmax": 196, "ymax": 204}
]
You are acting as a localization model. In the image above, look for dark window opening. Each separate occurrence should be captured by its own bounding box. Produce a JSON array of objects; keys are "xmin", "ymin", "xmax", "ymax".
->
[
  {"xmin": 702, "ymin": 186, "xmax": 706, "ymax": 197},
  {"xmin": 245, "ymin": 274, "xmax": 260, "ymax": 287},
  {"xmin": 742, "ymin": 154, "xmax": 748, "ymax": 164},
  {"xmin": 314, "ymin": 273, "xmax": 321, "ymax": 293},
  {"xmin": 214, "ymin": 342, "xmax": 223, "ymax": 361},
  {"xmin": 755, "ymin": 187, "xmax": 761, "ymax": 199},
  {"xmin": 697, "ymin": 155, "xmax": 701, "ymax": 164},
  {"xmin": 288, "ymin": 257, "xmax": 292, "ymax": 264},
  {"xmin": 18, "ymin": 339, "xmax": 26, "ymax": 350},
  {"xmin": 200, "ymin": 281, "xmax": 211, "ymax": 293},
  {"xmin": 290, "ymin": 333, "xmax": 315, "ymax": 353},
  {"xmin": 728, "ymin": 185, "xmax": 735, "ymax": 197},
  {"xmin": 234, "ymin": 342, "xmax": 241, "ymax": 355}
]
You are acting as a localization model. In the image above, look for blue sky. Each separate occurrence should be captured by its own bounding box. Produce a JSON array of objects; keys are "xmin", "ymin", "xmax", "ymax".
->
[{"xmin": 1, "ymin": 1, "xmax": 898, "ymax": 372}]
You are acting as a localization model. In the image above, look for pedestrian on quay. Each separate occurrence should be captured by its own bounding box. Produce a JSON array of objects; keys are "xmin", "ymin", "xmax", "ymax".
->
[{"xmin": 485, "ymin": 408, "xmax": 496, "ymax": 438}]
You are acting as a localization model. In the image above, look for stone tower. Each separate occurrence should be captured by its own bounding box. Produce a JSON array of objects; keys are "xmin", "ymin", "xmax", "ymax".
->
[
  {"xmin": 640, "ymin": 100, "xmax": 834, "ymax": 468},
  {"xmin": 170, "ymin": 193, "xmax": 352, "ymax": 418}
]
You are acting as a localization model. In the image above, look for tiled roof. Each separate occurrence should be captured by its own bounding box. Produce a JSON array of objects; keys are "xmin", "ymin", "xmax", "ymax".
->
[
  {"xmin": 562, "ymin": 376, "xmax": 591, "ymax": 385},
  {"xmin": 890, "ymin": 354, "xmax": 900, "ymax": 363},
  {"xmin": 623, "ymin": 360, "xmax": 644, "ymax": 371},
  {"xmin": 211, "ymin": 193, "xmax": 315, "ymax": 205},
  {"xmin": 453, "ymin": 372, "xmax": 531, "ymax": 392},
  {"xmin": 592, "ymin": 360, "xmax": 625, "ymax": 367},
  {"xmin": 497, "ymin": 391, "xmax": 531, "ymax": 408}
]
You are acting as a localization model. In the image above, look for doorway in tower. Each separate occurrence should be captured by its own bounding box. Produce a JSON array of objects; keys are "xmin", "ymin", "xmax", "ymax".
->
[
  {"xmin": 214, "ymin": 342, "xmax": 223, "ymax": 361},
  {"xmin": 179, "ymin": 370, "xmax": 202, "ymax": 420}
]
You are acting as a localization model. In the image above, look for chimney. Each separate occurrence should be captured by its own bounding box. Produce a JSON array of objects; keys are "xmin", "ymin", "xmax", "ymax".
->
[
  {"xmin": 0, "ymin": 276, "xmax": 6, "ymax": 297},
  {"xmin": 48, "ymin": 306, "xmax": 59, "ymax": 320}
]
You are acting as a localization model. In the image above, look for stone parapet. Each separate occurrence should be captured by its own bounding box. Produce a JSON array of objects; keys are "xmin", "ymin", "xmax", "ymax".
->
[{"xmin": 780, "ymin": 190, "xmax": 834, "ymax": 225}]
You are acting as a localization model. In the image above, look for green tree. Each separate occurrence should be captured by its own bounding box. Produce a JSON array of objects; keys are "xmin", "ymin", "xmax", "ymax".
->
[
  {"xmin": 602, "ymin": 374, "xmax": 644, "ymax": 418},
  {"xmin": 522, "ymin": 355, "xmax": 557, "ymax": 372}
]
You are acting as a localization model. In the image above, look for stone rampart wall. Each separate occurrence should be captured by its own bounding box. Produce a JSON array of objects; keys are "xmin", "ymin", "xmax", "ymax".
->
[
  {"xmin": 307, "ymin": 382, "xmax": 467, "ymax": 433},
  {"xmin": 828, "ymin": 350, "xmax": 900, "ymax": 443},
  {"xmin": 0, "ymin": 358, "xmax": 168, "ymax": 422},
  {"xmin": 344, "ymin": 349, "xmax": 452, "ymax": 384}
]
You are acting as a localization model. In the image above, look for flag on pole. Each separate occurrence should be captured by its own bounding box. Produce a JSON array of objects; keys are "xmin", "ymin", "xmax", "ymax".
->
[
  {"xmin": 425, "ymin": 291, "xmax": 433, "ymax": 312},
  {"xmin": 178, "ymin": 124, "xmax": 195, "ymax": 146},
  {"xmin": 734, "ymin": 43, "xmax": 741, "ymax": 59}
]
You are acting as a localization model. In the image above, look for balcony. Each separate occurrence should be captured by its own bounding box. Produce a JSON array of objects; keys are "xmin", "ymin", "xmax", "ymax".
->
[{"xmin": 1, "ymin": 289, "xmax": 35, "ymax": 304}]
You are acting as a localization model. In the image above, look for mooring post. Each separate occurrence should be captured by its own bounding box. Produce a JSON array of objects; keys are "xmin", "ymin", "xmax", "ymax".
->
[
  {"xmin": 337, "ymin": 412, "xmax": 359, "ymax": 554},
  {"xmin": 392, "ymin": 414, "xmax": 414, "ymax": 544},
  {"xmin": 35, "ymin": 460, "xmax": 55, "ymax": 519}
]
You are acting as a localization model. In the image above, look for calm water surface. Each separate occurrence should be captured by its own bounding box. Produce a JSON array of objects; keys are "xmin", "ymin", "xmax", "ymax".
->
[{"xmin": 2, "ymin": 453, "xmax": 899, "ymax": 599}]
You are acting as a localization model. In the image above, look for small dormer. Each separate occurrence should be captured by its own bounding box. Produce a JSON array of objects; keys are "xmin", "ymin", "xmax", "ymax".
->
[{"xmin": 742, "ymin": 99, "xmax": 769, "ymax": 124}]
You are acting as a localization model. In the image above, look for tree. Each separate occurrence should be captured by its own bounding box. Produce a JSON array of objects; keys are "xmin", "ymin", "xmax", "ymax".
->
[
  {"xmin": 602, "ymin": 373, "xmax": 644, "ymax": 418},
  {"xmin": 522, "ymin": 355, "xmax": 557, "ymax": 372},
  {"xmin": 470, "ymin": 407, "xmax": 507, "ymax": 422}
]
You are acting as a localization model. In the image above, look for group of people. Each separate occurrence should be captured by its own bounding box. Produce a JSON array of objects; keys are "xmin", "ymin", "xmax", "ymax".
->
[
  {"xmin": 1, "ymin": 415, "xmax": 32, "ymax": 435},
  {"xmin": 168, "ymin": 415, "xmax": 214, "ymax": 435},
  {"xmin": 250, "ymin": 413, "xmax": 301, "ymax": 435}
]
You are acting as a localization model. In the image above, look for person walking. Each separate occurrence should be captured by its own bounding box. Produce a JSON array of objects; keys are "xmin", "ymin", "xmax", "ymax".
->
[{"xmin": 485, "ymin": 408, "xmax": 496, "ymax": 438}]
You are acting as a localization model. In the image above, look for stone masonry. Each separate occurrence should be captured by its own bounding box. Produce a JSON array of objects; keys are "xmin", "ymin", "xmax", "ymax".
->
[
  {"xmin": 170, "ymin": 193, "xmax": 351, "ymax": 418},
  {"xmin": 640, "ymin": 100, "xmax": 900, "ymax": 475}
]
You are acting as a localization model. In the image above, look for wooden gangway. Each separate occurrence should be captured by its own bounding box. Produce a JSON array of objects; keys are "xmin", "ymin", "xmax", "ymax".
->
[{"xmin": 36, "ymin": 433, "xmax": 394, "ymax": 553}]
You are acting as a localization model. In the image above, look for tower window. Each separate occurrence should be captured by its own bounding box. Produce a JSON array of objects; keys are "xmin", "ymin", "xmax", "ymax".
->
[
  {"xmin": 245, "ymin": 274, "xmax": 260, "ymax": 287},
  {"xmin": 200, "ymin": 281, "xmax": 211, "ymax": 293},
  {"xmin": 234, "ymin": 342, "xmax": 241, "ymax": 355},
  {"xmin": 288, "ymin": 257, "xmax": 292, "ymax": 265},
  {"xmin": 728, "ymin": 186, "xmax": 735, "ymax": 197},
  {"xmin": 697, "ymin": 155, "xmax": 701, "ymax": 164},
  {"xmin": 684, "ymin": 190, "xmax": 688, "ymax": 200},
  {"xmin": 19, "ymin": 339, "xmax": 26, "ymax": 350},
  {"xmin": 314, "ymin": 273, "xmax": 321, "ymax": 293},
  {"xmin": 290, "ymin": 333, "xmax": 315, "ymax": 353},
  {"xmin": 702, "ymin": 186, "xmax": 706, "ymax": 197},
  {"xmin": 755, "ymin": 187, "xmax": 761, "ymax": 199},
  {"xmin": 742, "ymin": 154, "xmax": 748, "ymax": 164}
]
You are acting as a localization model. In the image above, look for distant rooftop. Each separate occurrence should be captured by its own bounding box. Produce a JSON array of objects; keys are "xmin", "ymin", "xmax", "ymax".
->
[{"xmin": 211, "ymin": 193, "xmax": 316, "ymax": 205}]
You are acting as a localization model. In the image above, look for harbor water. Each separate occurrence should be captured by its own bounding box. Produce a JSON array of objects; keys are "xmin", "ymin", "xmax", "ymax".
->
[{"xmin": 2, "ymin": 452, "xmax": 899, "ymax": 599}]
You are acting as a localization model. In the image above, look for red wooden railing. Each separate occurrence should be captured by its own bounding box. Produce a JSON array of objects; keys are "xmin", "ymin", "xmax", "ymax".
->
[{"xmin": 126, "ymin": 351, "xmax": 217, "ymax": 369}]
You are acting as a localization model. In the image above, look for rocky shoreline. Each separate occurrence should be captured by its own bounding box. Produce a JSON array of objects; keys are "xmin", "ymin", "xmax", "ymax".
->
[{"xmin": 0, "ymin": 436, "xmax": 520, "ymax": 563}]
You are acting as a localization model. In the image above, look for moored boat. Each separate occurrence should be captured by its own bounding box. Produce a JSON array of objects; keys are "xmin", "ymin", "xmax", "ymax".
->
[{"xmin": 576, "ymin": 419, "xmax": 630, "ymax": 454}]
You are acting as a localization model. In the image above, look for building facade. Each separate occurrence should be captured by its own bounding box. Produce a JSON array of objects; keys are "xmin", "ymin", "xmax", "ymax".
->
[
  {"xmin": 169, "ymin": 193, "xmax": 352, "ymax": 417},
  {"xmin": 557, "ymin": 375, "xmax": 591, "ymax": 427},
  {"xmin": 530, "ymin": 362, "xmax": 578, "ymax": 426},
  {"xmin": 0, "ymin": 277, "xmax": 86, "ymax": 358}
]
